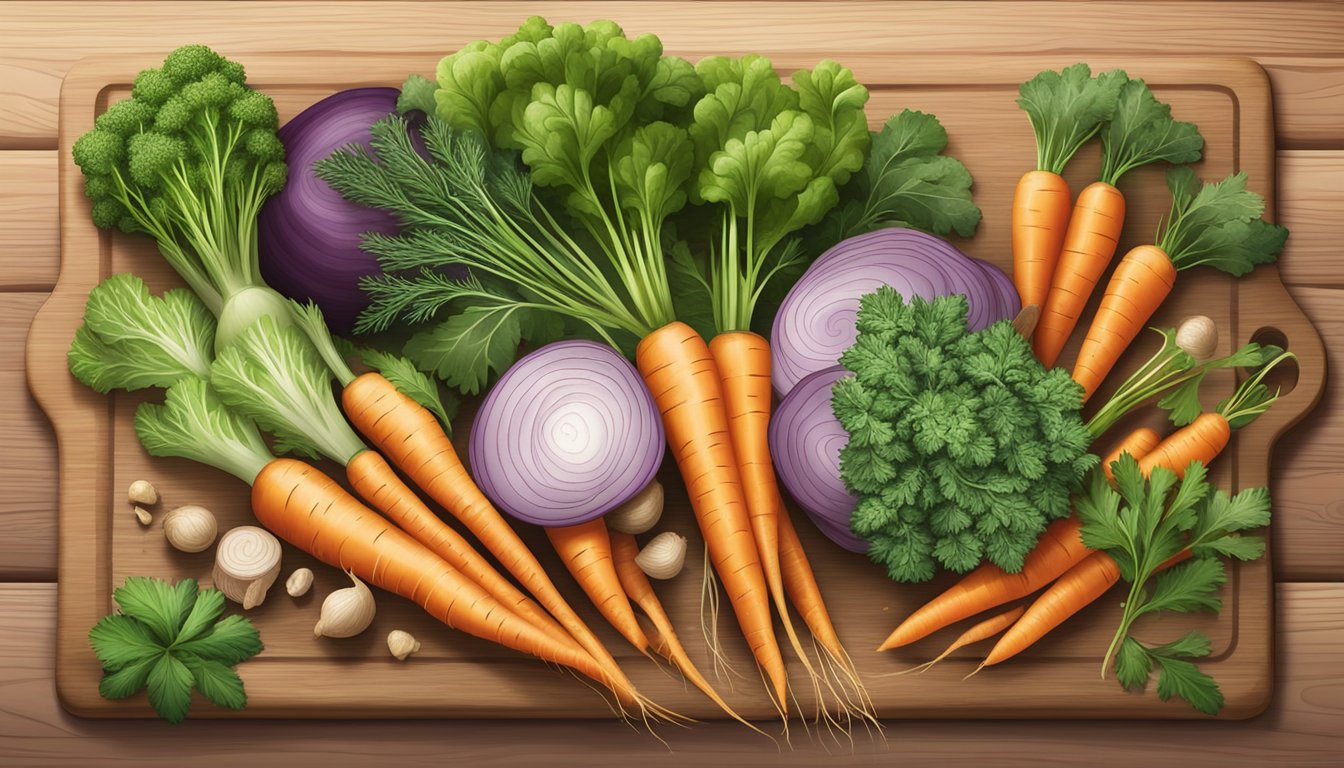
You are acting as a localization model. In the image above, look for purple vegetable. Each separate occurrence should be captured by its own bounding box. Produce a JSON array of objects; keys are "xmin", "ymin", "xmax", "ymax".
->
[
  {"xmin": 768, "ymin": 365, "xmax": 867, "ymax": 553},
  {"xmin": 771, "ymin": 227, "xmax": 1019, "ymax": 397},
  {"xmin": 469, "ymin": 340, "xmax": 665, "ymax": 528},
  {"xmin": 258, "ymin": 88, "xmax": 403, "ymax": 334}
]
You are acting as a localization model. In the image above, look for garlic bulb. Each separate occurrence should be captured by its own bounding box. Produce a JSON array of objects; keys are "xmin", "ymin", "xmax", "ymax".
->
[
  {"xmin": 1176, "ymin": 315, "xmax": 1218, "ymax": 361},
  {"xmin": 286, "ymin": 567, "xmax": 314, "ymax": 597},
  {"xmin": 606, "ymin": 480, "xmax": 664, "ymax": 535},
  {"xmin": 128, "ymin": 479, "xmax": 158, "ymax": 507},
  {"xmin": 387, "ymin": 630, "xmax": 420, "ymax": 661},
  {"xmin": 635, "ymin": 531, "xmax": 688, "ymax": 580},
  {"xmin": 212, "ymin": 526, "xmax": 282, "ymax": 609},
  {"xmin": 162, "ymin": 505, "xmax": 217, "ymax": 553},
  {"xmin": 314, "ymin": 572, "xmax": 376, "ymax": 639}
]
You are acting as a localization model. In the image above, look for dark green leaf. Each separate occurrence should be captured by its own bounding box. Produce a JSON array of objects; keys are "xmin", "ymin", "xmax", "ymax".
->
[
  {"xmin": 1114, "ymin": 637, "xmax": 1152, "ymax": 690},
  {"xmin": 173, "ymin": 587, "xmax": 225, "ymax": 645},
  {"xmin": 113, "ymin": 577, "xmax": 197, "ymax": 646},
  {"xmin": 175, "ymin": 615, "xmax": 263, "ymax": 666},
  {"xmin": 1154, "ymin": 655, "xmax": 1224, "ymax": 715},
  {"xmin": 404, "ymin": 305, "xmax": 523, "ymax": 396},
  {"xmin": 181, "ymin": 655, "xmax": 247, "ymax": 710},
  {"xmin": 1150, "ymin": 630, "xmax": 1212, "ymax": 660},
  {"xmin": 145, "ymin": 653, "xmax": 194, "ymax": 724},
  {"xmin": 1142, "ymin": 557, "xmax": 1226, "ymax": 615},
  {"xmin": 1158, "ymin": 373, "xmax": 1207, "ymax": 427},
  {"xmin": 89, "ymin": 614, "xmax": 164, "ymax": 671}
]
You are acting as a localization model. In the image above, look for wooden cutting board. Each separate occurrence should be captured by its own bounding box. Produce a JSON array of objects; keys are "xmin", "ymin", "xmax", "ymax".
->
[{"xmin": 28, "ymin": 46, "xmax": 1325, "ymax": 722}]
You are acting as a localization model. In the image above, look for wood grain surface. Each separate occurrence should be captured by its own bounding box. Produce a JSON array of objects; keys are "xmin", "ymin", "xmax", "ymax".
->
[{"xmin": 1, "ymin": 0, "xmax": 1342, "ymax": 763}]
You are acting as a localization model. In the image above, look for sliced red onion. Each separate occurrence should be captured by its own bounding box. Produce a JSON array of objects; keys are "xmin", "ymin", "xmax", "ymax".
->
[
  {"xmin": 768, "ymin": 365, "xmax": 867, "ymax": 553},
  {"xmin": 258, "ymin": 88, "xmax": 402, "ymax": 334},
  {"xmin": 469, "ymin": 340, "xmax": 665, "ymax": 528},
  {"xmin": 771, "ymin": 227, "xmax": 1018, "ymax": 396}
]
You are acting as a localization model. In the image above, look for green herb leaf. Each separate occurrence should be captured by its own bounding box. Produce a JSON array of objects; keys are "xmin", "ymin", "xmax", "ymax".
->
[
  {"xmin": 181, "ymin": 655, "xmax": 247, "ymax": 710},
  {"xmin": 1157, "ymin": 371, "xmax": 1207, "ymax": 427},
  {"xmin": 112, "ymin": 576, "xmax": 197, "ymax": 646},
  {"xmin": 1158, "ymin": 169, "xmax": 1287, "ymax": 274},
  {"xmin": 1153, "ymin": 655, "xmax": 1224, "ymax": 716},
  {"xmin": 146, "ymin": 653, "xmax": 195, "ymax": 724},
  {"xmin": 135, "ymin": 377, "xmax": 273, "ymax": 486},
  {"xmin": 1114, "ymin": 637, "xmax": 1153, "ymax": 691},
  {"xmin": 1099, "ymin": 77, "xmax": 1203, "ymax": 186},
  {"xmin": 404, "ymin": 304, "xmax": 524, "ymax": 396},
  {"xmin": 1150, "ymin": 630, "xmax": 1213, "ymax": 660},
  {"xmin": 1017, "ymin": 63, "xmax": 1125, "ymax": 174},
  {"xmin": 99, "ymin": 657, "xmax": 157, "ymax": 700},
  {"xmin": 360, "ymin": 347, "xmax": 459, "ymax": 433},
  {"xmin": 175, "ymin": 615, "xmax": 264, "ymax": 666},
  {"xmin": 397, "ymin": 73, "xmax": 439, "ymax": 117},
  {"xmin": 174, "ymin": 587, "xmax": 226, "ymax": 644},
  {"xmin": 89, "ymin": 614, "xmax": 164, "ymax": 671},
  {"xmin": 1142, "ymin": 557, "xmax": 1226, "ymax": 615}
]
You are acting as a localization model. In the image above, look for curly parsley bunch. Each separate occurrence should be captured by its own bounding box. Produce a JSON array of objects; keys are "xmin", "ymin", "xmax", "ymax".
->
[{"xmin": 834, "ymin": 287, "xmax": 1096, "ymax": 582}]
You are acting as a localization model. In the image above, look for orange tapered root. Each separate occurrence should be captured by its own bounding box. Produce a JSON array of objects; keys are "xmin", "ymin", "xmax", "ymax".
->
[
  {"xmin": 547, "ymin": 519, "xmax": 653, "ymax": 656},
  {"xmin": 1034, "ymin": 181, "xmax": 1127, "ymax": 367},
  {"xmin": 1138, "ymin": 413, "xmax": 1231, "ymax": 479},
  {"xmin": 1012, "ymin": 170, "xmax": 1073, "ymax": 312},
  {"xmin": 1072, "ymin": 244, "xmax": 1177, "ymax": 401}
]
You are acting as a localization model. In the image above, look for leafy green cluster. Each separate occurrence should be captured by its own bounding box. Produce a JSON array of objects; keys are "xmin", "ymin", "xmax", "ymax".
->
[
  {"xmin": 68, "ymin": 273, "xmax": 215, "ymax": 393},
  {"xmin": 1017, "ymin": 63, "xmax": 1125, "ymax": 174},
  {"xmin": 1079, "ymin": 455, "xmax": 1272, "ymax": 715},
  {"xmin": 834, "ymin": 288, "xmax": 1096, "ymax": 582},
  {"xmin": 71, "ymin": 45, "xmax": 287, "ymax": 318},
  {"xmin": 1157, "ymin": 168, "xmax": 1287, "ymax": 275},
  {"xmin": 1099, "ymin": 77, "xmax": 1203, "ymax": 186},
  {"xmin": 88, "ymin": 576, "xmax": 263, "ymax": 723},
  {"xmin": 136, "ymin": 377, "xmax": 274, "ymax": 485},
  {"xmin": 808, "ymin": 109, "xmax": 982, "ymax": 250}
]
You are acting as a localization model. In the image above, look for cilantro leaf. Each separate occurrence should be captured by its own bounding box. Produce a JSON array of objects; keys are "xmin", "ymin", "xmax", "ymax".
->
[
  {"xmin": 1099, "ymin": 77, "xmax": 1203, "ymax": 186},
  {"xmin": 1154, "ymin": 655, "xmax": 1224, "ymax": 716},
  {"xmin": 89, "ymin": 577, "xmax": 263, "ymax": 722},
  {"xmin": 360, "ymin": 347, "xmax": 459, "ymax": 433},
  {"xmin": 1157, "ymin": 371, "xmax": 1207, "ymax": 427},
  {"xmin": 404, "ymin": 303, "xmax": 524, "ymax": 396},
  {"xmin": 1151, "ymin": 630, "xmax": 1213, "ymax": 660},
  {"xmin": 1142, "ymin": 557, "xmax": 1226, "ymax": 615},
  {"xmin": 1114, "ymin": 637, "xmax": 1153, "ymax": 691},
  {"xmin": 68, "ymin": 273, "xmax": 216, "ymax": 394},
  {"xmin": 1017, "ymin": 63, "xmax": 1125, "ymax": 174},
  {"xmin": 146, "ymin": 654, "xmax": 195, "ymax": 724}
]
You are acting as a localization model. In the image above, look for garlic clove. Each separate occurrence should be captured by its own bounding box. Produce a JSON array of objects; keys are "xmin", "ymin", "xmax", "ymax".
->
[
  {"xmin": 387, "ymin": 629, "xmax": 421, "ymax": 661},
  {"xmin": 1176, "ymin": 315, "xmax": 1218, "ymax": 361},
  {"xmin": 286, "ymin": 567, "xmax": 314, "ymax": 597},
  {"xmin": 128, "ymin": 479, "xmax": 158, "ymax": 507},
  {"xmin": 133, "ymin": 506, "xmax": 153, "ymax": 527},
  {"xmin": 314, "ymin": 571, "xmax": 376, "ymax": 639},
  {"xmin": 635, "ymin": 531, "xmax": 688, "ymax": 580},
  {"xmin": 162, "ymin": 505, "xmax": 217, "ymax": 553},
  {"xmin": 606, "ymin": 480, "xmax": 664, "ymax": 535}
]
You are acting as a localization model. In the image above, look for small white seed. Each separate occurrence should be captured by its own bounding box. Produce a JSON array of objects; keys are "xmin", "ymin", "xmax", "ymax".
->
[
  {"xmin": 128, "ymin": 480, "xmax": 158, "ymax": 507},
  {"xmin": 387, "ymin": 629, "xmax": 421, "ymax": 661},
  {"xmin": 133, "ymin": 506, "xmax": 153, "ymax": 527},
  {"xmin": 1176, "ymin": 315, "xmax": 1218, "ymax": 361},
  {"xmin": 635, "ymin": 531, "xmax": 688, "ymax": 580},
  {"xmin": 162, "ymin": 505, "xmax": 217, "ymax": 553},
  {"xmin": 606, "ymin": 480, "xmax": 664, "ymax": 535},
  {"xmin": 286, "ymin": 568, "xmax": 314, "ymax": 597}
]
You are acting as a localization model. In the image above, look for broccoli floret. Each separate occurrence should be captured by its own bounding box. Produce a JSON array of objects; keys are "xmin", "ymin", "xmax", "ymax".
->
[{"xmin": 71, "ymin": 44, "xmax": 288, "ymax": 318}]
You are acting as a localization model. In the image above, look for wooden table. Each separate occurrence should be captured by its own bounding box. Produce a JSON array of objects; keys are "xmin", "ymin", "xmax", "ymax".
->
[{"xmin": 2, "ymin": 2, "xmax": 1341, "ymax": 764}]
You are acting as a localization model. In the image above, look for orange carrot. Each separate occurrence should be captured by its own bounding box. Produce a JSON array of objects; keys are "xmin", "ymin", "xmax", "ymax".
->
[
  {"xmin": 1138, "ymin": 412, "xmax": 1231, "ymax": 479},
  {"xmin": 1012, "ymin": 170, "xmax": 1073, "ymax": 312},
  {"xmin": 340, "ymin": 372, "xmax": 633, "ymax": 696},
  {"xmin": 546, "ymin": 519, "xmax": 652, "ymax": 657},
  {"xmin": 878, "ymin": 426, "xmax": 1160, "ymax": 652},
  {"xmin": 251, "ymin": 457, "xmax": 626, "ymax": 697},
  {"xmin": 777, "ymin": 509, "xmax": 843, "ymax": 661},
  {"xmin": 1072, "ymin": 244, "xmax": 1177, "ymax": 401},
  {"xmin": 345, "ymin": 449, "xmax": 575, "ymax": 651},
  {"xmin": 609, "ymin": 531, "xmax": 759, "ymax": 730},
  {"xmin": 889, "ymin": 605, "xmax": 1026, "ymax": 676},
  {"xmin": 635, "ymin": 322, "xmax": 788, "ymax": 709},
  {"xmin": 1033, "ymin": 181, "xmax": 1126, "ymax": 367}
]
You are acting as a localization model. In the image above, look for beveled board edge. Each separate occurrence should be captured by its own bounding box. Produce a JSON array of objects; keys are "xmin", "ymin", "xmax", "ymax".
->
[{"xmin": 28, "ymin": 51, "xmax": 1325, "ymax": 720}]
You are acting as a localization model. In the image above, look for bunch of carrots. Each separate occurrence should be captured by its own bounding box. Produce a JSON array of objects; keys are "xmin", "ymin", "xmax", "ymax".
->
[{"xmin": 878, "ymin": 62, "xmax": 1290, "ymax": 673}]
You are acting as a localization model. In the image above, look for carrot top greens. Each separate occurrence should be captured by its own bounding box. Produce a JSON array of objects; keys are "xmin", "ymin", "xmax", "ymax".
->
[
  {"xmin": 1156, "ymin": 168, "xmax": 1287, "ymax": 274},
  {"xmin": 1017, "ymin": 63, "xmax": 1125, "ymax": 175},
  {"xmin": 1098, "ymin": 78, "xmax": 1203, "ymax": 187}
]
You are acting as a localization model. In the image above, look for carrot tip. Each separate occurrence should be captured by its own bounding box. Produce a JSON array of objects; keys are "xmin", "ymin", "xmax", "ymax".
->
[{"xmin": 962, "ymin": 662, "xmax": 987, "ymax": 681}]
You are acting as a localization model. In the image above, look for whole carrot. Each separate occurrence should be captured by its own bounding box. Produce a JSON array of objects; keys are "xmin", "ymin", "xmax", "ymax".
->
[
  {"xmin": 1012, "ymin": 63, "xmax": 1124, "ymax": 312},
  {"xmin": 1072, "ymin": 169, "xmax": 1286, "ymax": 401},
  {"xmin": 888, "ymin": 606, "xmax": 1026, "ymax": 676},
  {"xmin": 637, "ymin": 321, "xmax": 789, "ymax": 710},
  {"xmin": 1034, "ymin": 78, "xmax": 1203, "ymax": 367},
  {"xmin": 547, "ymin": 519, "xmax": 654, "ymax": 658}
]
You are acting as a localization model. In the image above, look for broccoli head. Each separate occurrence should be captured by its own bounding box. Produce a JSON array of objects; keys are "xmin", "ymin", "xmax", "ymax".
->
[{"xmin": 71, "ymin": 44, "xmax": 287, "ymax": 312}]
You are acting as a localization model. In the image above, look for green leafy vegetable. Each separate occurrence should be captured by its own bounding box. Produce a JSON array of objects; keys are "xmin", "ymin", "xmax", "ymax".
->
[
  {"xmin": 1157, "ymin": 168, "xmax": 1287, "ymax": 275},
  {"xmin": 1017, "ymin": 63, "xmax": 1125, "ymax": 174},
  {"xmin": 1078, "ymin": 454, "xmax": 1271, "ymax": 715},
  {"xmin": 88, "ymin": 576, "xmax": 262, "ymax": 723},
  {"xmin": 135, "ymin": 377, "xmax": 273, "ymax": 485},
  {"xmin": 70, "ymin": 44, "xmax": 291, "ymax": 350},
  {"xmin": 68, "ymin": 273, "xmax": 215, "ymax": 393},
  {"xmin": 809, "ymin": 109, "xmax": 981, "ymax": 248},
  {"xmin": 834, "ymin": 287, "xmax": 1096, "ymax": 581},
  {"xmin": 1099, "ymin": 78, "xmax": 1203, "ymax": 186}
]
